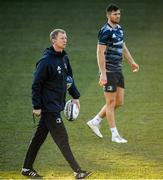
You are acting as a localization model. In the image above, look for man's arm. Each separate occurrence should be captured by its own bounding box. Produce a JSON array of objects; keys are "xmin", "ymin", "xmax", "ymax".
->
[
  {"xmin": 123, "ymin": 43, "xmax": 139, "ymax": 72},
  {"xmin": 66, "ymin": 57, "xmax": 80, "ymax": 109},
  {"xmin": 32, "ymin": 59, "xmax": 48, "ymax": 116},
  {"xmin": 97, "ymin": 44, "xmax": 107, "ymax": 86}
]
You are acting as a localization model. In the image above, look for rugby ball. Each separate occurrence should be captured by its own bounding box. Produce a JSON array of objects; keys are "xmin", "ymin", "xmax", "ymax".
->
[{"xmin": 64, "ymin": 100, "xmax": 79, "ymax": 121}]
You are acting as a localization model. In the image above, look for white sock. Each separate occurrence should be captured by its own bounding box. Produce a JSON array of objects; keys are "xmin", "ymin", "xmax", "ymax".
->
[
  {"xmin": 110, "ymin": 127, "xmax": 119, "ymax": 137},
  {"xmin": 91, "ymin": 114, "xmax": 102, "ymax": 126}
]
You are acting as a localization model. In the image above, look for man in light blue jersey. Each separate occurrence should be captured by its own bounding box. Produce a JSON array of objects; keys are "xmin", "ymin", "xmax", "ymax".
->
[{"xmin": 87, "ymin": 4, "xmax": 139, "ymax": 143}]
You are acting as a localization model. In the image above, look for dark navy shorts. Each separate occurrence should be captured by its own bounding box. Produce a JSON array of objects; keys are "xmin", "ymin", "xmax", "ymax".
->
[{"xmin": 103, "ymin": 72, "xmax": 125, "ymax": 92}]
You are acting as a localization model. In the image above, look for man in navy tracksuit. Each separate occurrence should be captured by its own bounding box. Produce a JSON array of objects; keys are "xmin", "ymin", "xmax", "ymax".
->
[{"xmin": 21, "ymin": 29, "xmax": 91, "ymax": 179}]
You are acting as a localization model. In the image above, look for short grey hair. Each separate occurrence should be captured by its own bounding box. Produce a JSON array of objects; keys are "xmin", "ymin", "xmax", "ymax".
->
[{"xmin": 50, "ymin": 29, "xmax": 66, "ymax": 42}]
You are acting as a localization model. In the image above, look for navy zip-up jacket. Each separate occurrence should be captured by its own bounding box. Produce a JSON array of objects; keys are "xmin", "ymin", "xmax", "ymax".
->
[{"xmin": 32, "ymin": 46, "xmax": 80, "ymax": 112}]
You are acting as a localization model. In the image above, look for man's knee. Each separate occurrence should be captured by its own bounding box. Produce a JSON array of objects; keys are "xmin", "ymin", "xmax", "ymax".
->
[
  {"xmin": 106, "ymin": 99, "xmax": 116, "ymax": 108},
  {"xmin": 51, "ymin": 126, "xmax": 69, "ymax": 147},
  {"xmin": 116, "ymin": 100, "xmax": 124, "ymax": 108}
]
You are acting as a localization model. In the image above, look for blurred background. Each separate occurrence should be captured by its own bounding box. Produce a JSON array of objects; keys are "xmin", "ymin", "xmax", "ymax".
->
[{"xmin": 0, "ymin": 0, "xmax": 163, "ymax": 178}]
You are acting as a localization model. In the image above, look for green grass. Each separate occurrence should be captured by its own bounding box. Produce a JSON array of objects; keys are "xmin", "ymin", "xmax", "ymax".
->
[{"xmin": 0, "ymin": 0, "xmax": 163, "ymax": 179}]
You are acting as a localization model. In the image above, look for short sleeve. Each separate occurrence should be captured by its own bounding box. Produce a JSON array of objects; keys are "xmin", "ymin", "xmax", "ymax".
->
[{"xmin": 98, "ymin": 28, "xmax": 112, "ymax": 45}]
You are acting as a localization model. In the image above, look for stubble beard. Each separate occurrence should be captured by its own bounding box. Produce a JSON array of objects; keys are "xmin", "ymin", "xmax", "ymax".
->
[{"xmin": 110, "ymin": 18, "xmax": 120, "ymax": 25}]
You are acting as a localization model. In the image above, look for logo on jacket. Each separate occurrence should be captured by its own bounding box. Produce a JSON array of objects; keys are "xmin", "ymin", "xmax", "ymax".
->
[
  {"xmin": 57, "ymin": 66, "xmax": 62, "ymax": 74},
  {"xmin": 64, "ymin": 63, "xmax": 67, "ymax": 71},
  {"xmin": 56, "ymin": 118, "xmax": 62, "ymax": 124}
]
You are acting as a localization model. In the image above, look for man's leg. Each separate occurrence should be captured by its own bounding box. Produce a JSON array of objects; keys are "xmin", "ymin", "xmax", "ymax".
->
[
  {"xmin": 45, "ymin": 113, "xmax": 92, "ymax": 178},
  {"xmin": 98, "ymin": 104, "xmax": 107, "ymax": 118},
  {"xmin": 23, "ymin": 115, "xmax": 49, "ymax": 169},
  {"xmin": 44, "ymin": 113, "xmax": 81, "ymax": 172},
  {"xmin": 97, "ymin": 86, "xmax": 124, "ymax": 118},
  {"xmin": 115, "ymin": 87, "xmax": 124, "ymax": 108},
  {"xmin": 87, "ymin": 93, "xmax": 118, "ymax": 139},
  {"xmin": 104, "ymin": 89, "xmax": 127, "ymax": 143},
  {"xmin": 87, "ymin": 105, "xmax": 104, "ymax": 138},
  {"xmin": 104, "ymin": 92, "xmax": 117, "ymax": 128},
  {"xmin": 22, "ymin": 114, "xmax": 49, "ymax": 177},
  {"xmin": 87, "ymin": 87, "xmax": 127, "ymax": 142},
  {"xmin": 87, "ymin": 86, "xmax": 124, "ymax": 125}
]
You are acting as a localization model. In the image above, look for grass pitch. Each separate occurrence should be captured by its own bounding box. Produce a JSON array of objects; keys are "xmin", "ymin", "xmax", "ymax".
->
[{"xmin": 0, "ymin": 0, "xmax": 163, "ymax": 179}]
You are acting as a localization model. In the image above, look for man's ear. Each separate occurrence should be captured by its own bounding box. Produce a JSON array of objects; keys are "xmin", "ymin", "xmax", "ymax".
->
[
  {"xmin": 52, "ymin": 38, "xmax": 56, "ymax": 44},
  {"xmin": 106, "ymin": 12, "xmax": 110, "ymax": 18}
]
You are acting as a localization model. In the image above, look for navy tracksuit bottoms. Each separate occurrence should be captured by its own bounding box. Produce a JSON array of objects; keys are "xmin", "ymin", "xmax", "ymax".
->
[{"xmin": 23, "ymin": 112, "xmax": 80, "ymax": 172}]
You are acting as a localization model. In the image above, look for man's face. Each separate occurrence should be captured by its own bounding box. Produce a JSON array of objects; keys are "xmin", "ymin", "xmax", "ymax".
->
[
  {"xmin": 53, "ymin": 32, "xmax": 67, "ymax": 50},
  {"xmin": 107, "ymin": 10, "xmax": 121, "ymax": 24}
]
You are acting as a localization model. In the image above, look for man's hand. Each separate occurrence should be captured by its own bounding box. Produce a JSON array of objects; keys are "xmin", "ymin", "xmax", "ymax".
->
[
  {"xmin": 99, "ymin": 73, "xmax": 107, "ymax": 86},
  {"xmin": 33, "ymin": 109, "xmax": 42, "ymax": 117},
  {"xmin": 131, "ymin": 62, "xmax": 139, "ymax": 72},
  {"xmin": 72, "ymin": 99, "xmax": 80, "ymax": 110}
]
